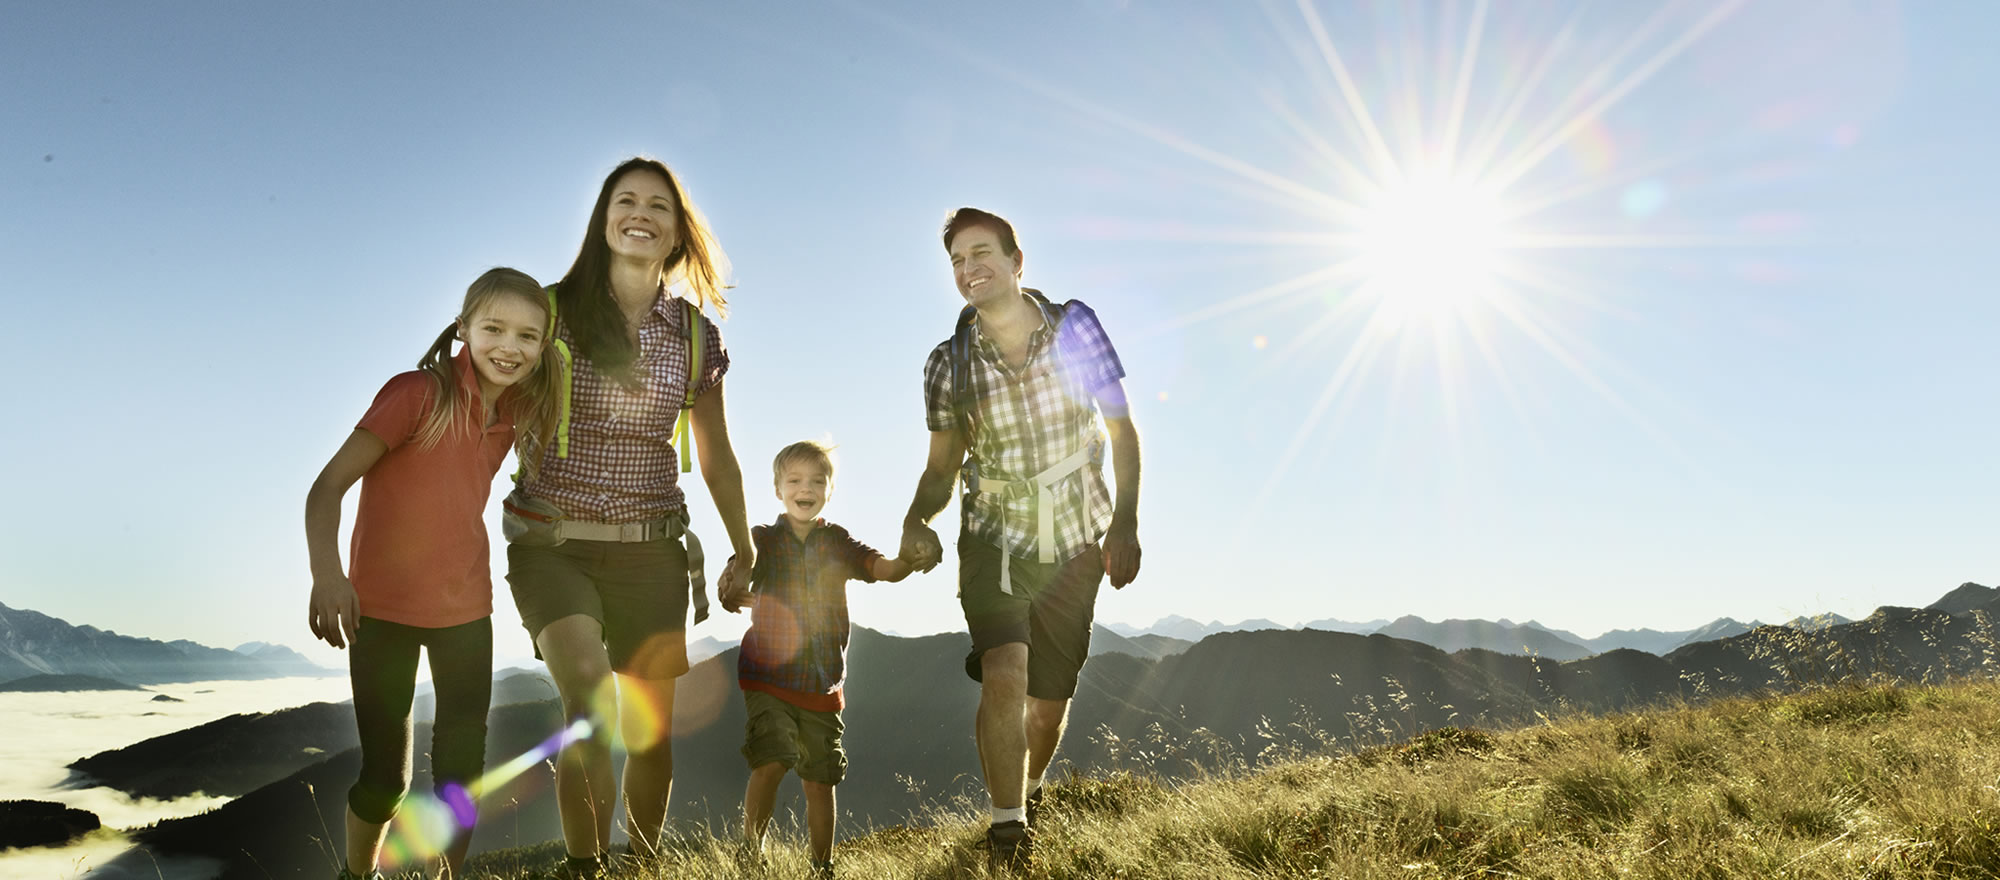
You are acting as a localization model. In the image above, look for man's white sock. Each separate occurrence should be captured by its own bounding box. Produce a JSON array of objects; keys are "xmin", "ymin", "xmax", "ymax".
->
[
  {"xmin": 1026, "ymin": 775, "xmax": 1044, "ymax": 795},
  {"xmin": 990, "ymin": 805, "xmax": 1026, "ymax": 825}
]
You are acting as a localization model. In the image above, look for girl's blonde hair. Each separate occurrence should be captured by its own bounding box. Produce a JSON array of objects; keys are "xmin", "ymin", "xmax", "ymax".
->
[{"xmin": 411, "ymin": 268, "xmax": 562, "ymax": 476}]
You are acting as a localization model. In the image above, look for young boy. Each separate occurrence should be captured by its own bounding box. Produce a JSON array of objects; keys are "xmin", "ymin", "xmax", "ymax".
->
[{"xmin": 721, "ymin": 440, "xmax": 913, "ymax": 877}]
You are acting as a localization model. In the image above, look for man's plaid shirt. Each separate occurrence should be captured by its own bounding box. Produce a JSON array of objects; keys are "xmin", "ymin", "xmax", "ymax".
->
[
  {"xmin": 737, "ymin": 517, "xmax": 880, "ymax": 711},
  {"xmin": 522, "ymin": 289, "xmax": 728, "ymax": 522},
  {"xmin": 923, "ymin": 295, "xmax": 1125, "ymax": 563}
]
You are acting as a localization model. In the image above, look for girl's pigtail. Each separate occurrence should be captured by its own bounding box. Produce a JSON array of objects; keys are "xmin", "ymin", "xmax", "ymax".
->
[{"xmin": 411, "ymin": 322, "xmax": 472, "ymax": 452}]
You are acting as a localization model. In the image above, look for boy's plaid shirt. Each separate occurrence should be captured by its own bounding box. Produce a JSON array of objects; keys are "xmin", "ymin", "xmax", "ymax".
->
[
  {"xmin": 922, "ymin": 296, "xmax": 1125, "ymax": 563},
  {"xmin": 522, "ymin": 290, "xmax": 728, "ymax": 522},
  {"xmin": 737, "ymin": 518, "xmax": 880, "ymax": 702}
]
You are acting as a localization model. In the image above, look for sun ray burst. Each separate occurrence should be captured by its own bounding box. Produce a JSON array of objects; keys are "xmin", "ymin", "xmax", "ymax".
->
[
  {"xmin": 1486, "ymin": 0, "xmax": 1753, "ymax": 190},
  {"xmin": 845, "ymin": 0, "xmax": 1798, "ymax": 547}
]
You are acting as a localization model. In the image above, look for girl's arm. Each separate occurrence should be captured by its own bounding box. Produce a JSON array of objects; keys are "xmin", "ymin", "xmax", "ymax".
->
[
  {"xmin": 304, "ymin": 429, "xmax": 388, "ymax": 649},
  {"xmin": 689, "ymin": 379, "xmax": 756, "ymax": 596}
]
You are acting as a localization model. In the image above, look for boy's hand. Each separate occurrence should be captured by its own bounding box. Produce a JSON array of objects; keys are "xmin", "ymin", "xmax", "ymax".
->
[
  {"xmin": 720, "ymin": 585, "xmax": 754, "ymax": 613},
  {"xmin": 308, "ymin": 575, "xmax": 361, "ymax": 649}
]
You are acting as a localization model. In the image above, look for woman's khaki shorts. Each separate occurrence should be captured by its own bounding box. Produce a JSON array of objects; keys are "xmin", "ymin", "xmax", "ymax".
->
[{"xmin": 507, "ymin": 537, "xmax": 690, "ymax": 680}]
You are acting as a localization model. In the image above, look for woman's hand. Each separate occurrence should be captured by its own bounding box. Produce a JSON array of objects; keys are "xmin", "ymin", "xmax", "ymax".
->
[{"xmin": 718, "ymin": 552, "xmax": 757, "ymax": 613}]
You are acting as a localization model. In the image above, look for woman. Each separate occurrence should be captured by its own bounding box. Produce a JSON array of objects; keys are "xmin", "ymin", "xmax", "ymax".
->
[{"xmin": 506, "ymin": 157, "xmax": 755, "ymax": 876}]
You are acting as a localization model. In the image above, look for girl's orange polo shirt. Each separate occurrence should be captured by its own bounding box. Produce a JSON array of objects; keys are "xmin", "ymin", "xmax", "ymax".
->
[{"xmin": 347, "ymin": 349, "xmax": 515, "ymax": 629}]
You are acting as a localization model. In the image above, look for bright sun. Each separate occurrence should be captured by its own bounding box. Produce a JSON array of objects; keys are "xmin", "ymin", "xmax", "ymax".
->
[{"xmin": 1353, "ymin": 173, "xmax": 1512, "ymax": 328}]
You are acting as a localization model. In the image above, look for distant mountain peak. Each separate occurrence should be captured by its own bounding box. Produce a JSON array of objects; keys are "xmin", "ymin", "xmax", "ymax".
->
[{"xmin": 1927, "ymin": 582, "xmax": 1999, "ymax": 615}]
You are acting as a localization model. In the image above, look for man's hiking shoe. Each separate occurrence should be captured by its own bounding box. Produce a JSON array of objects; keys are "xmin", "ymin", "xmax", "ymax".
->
[
  {"xmin": 1026, "ymin": 786, "xmax": 1046, "ymax": 829},
  {"xmin": 335, "ymin": 869, "xmax": 383, "ymax": 880},
  {"xmin": 811, "ymin": 858, "xmax": 836, "ymax": 878},
  {"xmin": 987, "ymin": 819, "xmax": 1032, "ymax": 871}
]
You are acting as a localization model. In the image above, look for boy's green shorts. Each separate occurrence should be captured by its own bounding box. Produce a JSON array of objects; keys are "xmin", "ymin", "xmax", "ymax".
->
[{"xmin": 741, "ymin": 689, "xmax": 847, "ymax": 785}]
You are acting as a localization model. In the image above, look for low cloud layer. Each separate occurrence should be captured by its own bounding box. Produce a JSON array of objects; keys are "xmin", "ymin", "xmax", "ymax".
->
[{"xmin": 0, "ymin": 676, "xmax": 351, "ymax": 876}]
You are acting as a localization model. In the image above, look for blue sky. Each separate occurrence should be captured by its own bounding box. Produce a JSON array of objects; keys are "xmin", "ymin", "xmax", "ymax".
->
[{"xmin": 3, "ymin": 1, "xmax": 1993, "ymax": 668}]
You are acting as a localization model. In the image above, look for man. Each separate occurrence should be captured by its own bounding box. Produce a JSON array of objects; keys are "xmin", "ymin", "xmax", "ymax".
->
[{"xmin": 901, "ymin": 207, "xmax": 1143, "ymax": 870}]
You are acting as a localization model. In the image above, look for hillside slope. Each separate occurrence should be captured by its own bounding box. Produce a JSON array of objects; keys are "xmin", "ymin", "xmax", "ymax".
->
[{"xmin": 462, "ymin": 677, "xmax": 2000, "ymax": 879}]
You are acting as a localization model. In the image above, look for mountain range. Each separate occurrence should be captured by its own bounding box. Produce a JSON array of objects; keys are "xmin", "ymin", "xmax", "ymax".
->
[
  {"xmin": 1106, "ymin": 610, "xmax": 1856, "ymax": 659},
  {"xmin": 0, "ymin": 602, "xmax": 336, "ymax": 685},
  {"xmin": 0, "ymin": 595, "xmax": 1864, "ymax": 694},
  {"xmin": 68, "ymin": 581, "xmax": 1997, "ymax": 879}
]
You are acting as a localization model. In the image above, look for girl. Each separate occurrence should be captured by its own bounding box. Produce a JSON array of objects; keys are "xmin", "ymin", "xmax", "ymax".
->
[
  {"xmin": 504, "ymin": 157, "xmax": 756, "ymax": 877},
  {"xmin": 305, "ymin": 267, "xmax": 562, "ymax": 880}
]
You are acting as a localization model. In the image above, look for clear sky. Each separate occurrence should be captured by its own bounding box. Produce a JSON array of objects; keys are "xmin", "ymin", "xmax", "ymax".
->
[{"xmin": 3, "ymin": 1, "xmax": 1993, "ymax": 669}]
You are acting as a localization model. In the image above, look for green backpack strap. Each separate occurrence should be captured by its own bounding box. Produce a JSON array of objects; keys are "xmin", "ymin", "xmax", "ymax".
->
[
  {"xmin": 546, "ymin": 285, "xmax": 573, "ymax": 460},
  {"xmin": 512, "ymin": 284, "xmax": 573, "ymax": 482},
  {"xmin": 525, "ymin": 286, "xmax": 694, "ymax": 475},
  {"xmin": 674, "ymin": 298, "xmax": 703, "ymax": 473}
]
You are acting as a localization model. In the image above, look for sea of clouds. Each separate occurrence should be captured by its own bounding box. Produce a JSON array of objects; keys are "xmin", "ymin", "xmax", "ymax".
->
[{"xmin": 0, "ymin": 676, "xmax": 354, "ymax": 879}]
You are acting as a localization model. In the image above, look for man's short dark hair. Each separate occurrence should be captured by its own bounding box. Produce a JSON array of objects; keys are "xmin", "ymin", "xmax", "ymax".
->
[{"xmin": 942, "ymin": 207, "xmax": 1020, "ymax": 257}]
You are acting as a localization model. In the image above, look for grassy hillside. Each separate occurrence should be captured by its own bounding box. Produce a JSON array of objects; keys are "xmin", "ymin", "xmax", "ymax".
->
[{"xmin": 465, "ymin": 676, "xmax": 2000, "ymax": 879}]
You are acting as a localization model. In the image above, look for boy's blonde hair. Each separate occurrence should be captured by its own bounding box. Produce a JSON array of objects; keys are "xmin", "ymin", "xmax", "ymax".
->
[{"xmin": 772, "ymin": 440, "xmax": 835, "ymax": 486}]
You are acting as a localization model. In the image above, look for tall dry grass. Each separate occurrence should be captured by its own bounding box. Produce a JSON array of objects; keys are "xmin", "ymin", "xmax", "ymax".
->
[{"xmin": 459, "ymin": 675, "xmax": 2000, "ymax": 879}]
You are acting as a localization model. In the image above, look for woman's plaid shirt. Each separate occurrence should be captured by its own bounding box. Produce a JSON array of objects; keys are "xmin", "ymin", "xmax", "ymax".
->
[
  {"xmin": 522, "ymin": 290, "xmax": 728, "ymax": 522},
  {"xmin": 923, "ymin": 296, "xmax": 1125, "ymax": 564}
]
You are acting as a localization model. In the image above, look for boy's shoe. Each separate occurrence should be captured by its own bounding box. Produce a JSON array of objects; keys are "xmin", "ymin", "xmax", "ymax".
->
[
  {"xmin": 1026, "ymin": 786, "xmax": 1046, "ymax": 829},
  {"xmin": 559, "ymin": 853, "xmax": 608, "ymax": 880},
  {"xmin": 987, "ymin": 819, "xmax": 1032, "ymax": 871},
  {"xmin": 811, "ymin": 858, "xmax": 836, "ymax": 879},
  {"xmin": 734, "ymin": 837, "xmax": 768, "ymax": 869}
]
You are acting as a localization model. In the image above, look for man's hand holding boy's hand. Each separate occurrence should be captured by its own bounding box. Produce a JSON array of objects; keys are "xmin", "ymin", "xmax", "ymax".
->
[{"xmin": 901, "ymin": 522, "xmax": 944, "ymax": 573}]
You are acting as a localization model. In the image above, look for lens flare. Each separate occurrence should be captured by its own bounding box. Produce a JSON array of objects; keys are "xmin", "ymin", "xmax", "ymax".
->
[
  {"xmin": 379, "ymin": 792, "xmax": 453, "ymax": 868},
  {"xmin": 615, "ymin": 675, "xmax": 670, "ymax": 752},
  {"xmin": 478, "ymin": 717, "xmax": 594, "ymax": 796},
  {"xmin": 671, "ymin": 655, "xmax": 733, "ymax": 736},
  {"xmin": 745, "ymin": 602, "xmax": 804, "ymax": 666},
  {"xmin": 371, "ymin": 716, "xmax": 592, "ymax": 869}
]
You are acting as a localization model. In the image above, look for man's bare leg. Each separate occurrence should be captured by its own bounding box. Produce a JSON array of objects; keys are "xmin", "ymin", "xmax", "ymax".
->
[
  {"xmin": 976, "ymin": 643, "xmax": 1031, "ymax": 812},
  {"xmin": 1024, "ymin": 696, "xmax": 1070, "ymax": 783}
]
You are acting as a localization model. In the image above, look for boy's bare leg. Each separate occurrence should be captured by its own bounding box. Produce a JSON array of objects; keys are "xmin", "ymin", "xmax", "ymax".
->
[
  {"xmin": 441, "ymin": 834, "xmax": 472, "ymax": 879},
  {"xmin": 617, "ymin": 671, "xmax": 677, "ymax": 856},
  {"xmin": 1024, "ymin": 696, "xmax": 1070, "ymax": 782},
  {"xmin": 742, "ymin": 762, "xmax": 786, "ymax": 847},
  {"xmin": 803, "ymin": 780, "xmax": 835, "ymax": 863},
  {"xmin": 537, "ymin": 615, "xmax": 619, "ymax": 858},
  {"xmin": 977, "ymin": 643, "xmax": 1031, "ymax": 812},
  {"xmin": 344, "ymin": 806, "xmax": 388, "ymax": 875}
]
